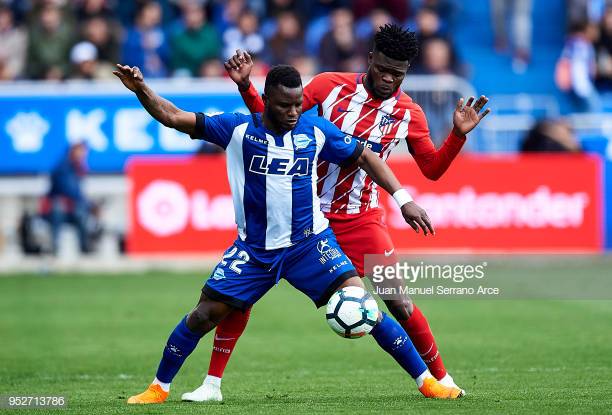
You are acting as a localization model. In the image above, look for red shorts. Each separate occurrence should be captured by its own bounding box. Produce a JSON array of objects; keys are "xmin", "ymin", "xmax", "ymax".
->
[{"xmin": 327, "ymin": 207, "xmax": 396, "ymax": 277}]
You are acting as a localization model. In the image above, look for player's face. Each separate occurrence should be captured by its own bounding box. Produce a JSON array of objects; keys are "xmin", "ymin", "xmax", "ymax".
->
[
  {"xmin": 264, "ymin": 85, "xmax": 304, "ymax": 131},
  {"xmin": 367, "ymin": 51, "xmax": 410, "ymax": 100}
]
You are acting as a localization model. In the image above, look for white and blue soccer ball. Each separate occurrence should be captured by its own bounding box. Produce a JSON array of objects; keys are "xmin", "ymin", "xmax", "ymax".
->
[{"xmin": 326, "ymin": 286, "xmax": 379, "ymax": 338}]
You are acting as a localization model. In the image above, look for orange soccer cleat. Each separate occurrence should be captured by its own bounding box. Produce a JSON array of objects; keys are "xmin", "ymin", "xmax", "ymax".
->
[
  {"xmin": 127, "ymin": 384, "xmax": 169, "ymax": 404},
  {"xmin": 418, "ymin": 377, "xmax": 464, "ymax": 399}
]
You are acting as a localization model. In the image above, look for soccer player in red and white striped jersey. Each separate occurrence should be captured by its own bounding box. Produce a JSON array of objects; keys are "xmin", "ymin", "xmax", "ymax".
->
[{"xmin": 183, "ymin": 24, "xmax": 490, "ymax": 402}]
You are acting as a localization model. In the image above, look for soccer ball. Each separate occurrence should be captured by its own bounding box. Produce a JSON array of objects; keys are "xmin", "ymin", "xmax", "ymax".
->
[{"xmin": 326, "ymin": 286, "xmax": 379, "ymax": 338}]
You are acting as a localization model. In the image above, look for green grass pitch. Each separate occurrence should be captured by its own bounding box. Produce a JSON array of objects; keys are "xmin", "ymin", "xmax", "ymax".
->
[{"xmin": 1, "ymin": 261, "xmax": 612, "ymax": 414}]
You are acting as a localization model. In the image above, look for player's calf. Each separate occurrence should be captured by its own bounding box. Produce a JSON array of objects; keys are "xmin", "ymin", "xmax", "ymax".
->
[
  {"xmin": 127, "ymin": 294, "xmax": 232, "ymax": 404},
  {"xmin": 383, "ymin": 294, "xmax": 460, "ymax": 390},
  {"xmin": 328, "ymin": 279, "xmax": 463, "ymax": 399}
]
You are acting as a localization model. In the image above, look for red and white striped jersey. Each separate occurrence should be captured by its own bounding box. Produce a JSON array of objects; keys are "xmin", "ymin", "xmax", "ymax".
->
[{"xmin": 240, "ymin": 71, "xmax": 467, "ymax": 216}]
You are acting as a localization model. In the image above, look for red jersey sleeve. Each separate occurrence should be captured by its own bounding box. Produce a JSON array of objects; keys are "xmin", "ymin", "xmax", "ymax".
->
[
  {"xmin": 239, "ymin": 82, "xmax": 265, "ymax": 113},
  {"xmin": 238, "ymin": 72, "xmax": 331, "ymax": 114},
  {"xmin": 302, "ymin": 73, "xmax": 331, "ymax": 112},
  {"xmin": 406, "ymin": 103, "xmax": 466, "ymax": 181}
]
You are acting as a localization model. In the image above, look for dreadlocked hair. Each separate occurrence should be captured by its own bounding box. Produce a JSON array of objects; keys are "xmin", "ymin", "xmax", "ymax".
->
[{"xmin": 374, "ymin": 23, "xmax": 419, "ymax": 63}]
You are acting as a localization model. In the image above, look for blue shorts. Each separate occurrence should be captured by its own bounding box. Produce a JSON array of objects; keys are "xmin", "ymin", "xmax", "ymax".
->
[{"xmin": 203, "ymin": 228, "xmax": 357, "ymax": 310}]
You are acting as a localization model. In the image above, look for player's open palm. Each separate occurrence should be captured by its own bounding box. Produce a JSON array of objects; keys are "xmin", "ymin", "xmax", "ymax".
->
[
  {"xmin": 224, "ymin": 49, "xmax": 253, "ymax": 90},
  {"xmin": 401, "ymin": 201, "xmax": 435, "ymax": 236},
  {"xmin": 452, "ymin": 95, "xmax": 490, "ymax": 135},
  {"xmin": 113, "ymin": 64, "xmax": 145, "ymax": 92}
]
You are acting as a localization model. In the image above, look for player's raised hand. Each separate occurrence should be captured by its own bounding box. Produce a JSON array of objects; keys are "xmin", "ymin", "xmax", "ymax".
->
[
  {"xmin": 401, "ymin": 201, "xmax": 435, "ymax": 236},
  {"xmin": 113, "ymin": 64, "xmax": 145, "ymax": 93},
  {"xmin": 452, "ymin": 95, "xmax": 491, "ymax": 136},
  {"xmin": 224, "ymin": 49, "xmax": 253, "ymax": 91}
]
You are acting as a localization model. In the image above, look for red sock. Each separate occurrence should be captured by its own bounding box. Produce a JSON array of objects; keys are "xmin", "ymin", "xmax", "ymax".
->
[
  {"xmin": 400, "ymin": 305, "xmax": 447, "ymax": 380},
  {"xmin": 207, "ymin": 307, "xmax": 252, "ymax": 379}
]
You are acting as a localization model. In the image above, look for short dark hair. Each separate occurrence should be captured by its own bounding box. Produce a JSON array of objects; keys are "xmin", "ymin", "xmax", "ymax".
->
[
  {"xmin": 373, "ymin": 23, "xmax": 419, "ymax": 63},
  {"xmin": 264, "ymin": 65, "xmax": 302, "ymax": 94}
]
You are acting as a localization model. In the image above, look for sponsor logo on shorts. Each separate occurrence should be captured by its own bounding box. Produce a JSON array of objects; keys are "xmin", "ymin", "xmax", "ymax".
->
[
  {"xmin": 317, "ymin": 239, "xmax": 342, "ymax": 264},
  {"xmin": 328, "ymin": 259, "xmax": 348, "ymax": 273}
]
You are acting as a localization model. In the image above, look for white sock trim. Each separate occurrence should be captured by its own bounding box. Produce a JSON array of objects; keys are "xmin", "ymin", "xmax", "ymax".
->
[
  {"xmin": 415, "ymin": 369, "xmax": 431, "ymax": 388},
  {"xmin": 440, "ymin": 373, "xmax": 453, "ymax": 383},
  {"xmin": 152, "ymin": 377, "xmax": 171, "ymax": 392},
  {"xmin": 204, "ymin": 375, "xmax": 222, "ymax": 387}
]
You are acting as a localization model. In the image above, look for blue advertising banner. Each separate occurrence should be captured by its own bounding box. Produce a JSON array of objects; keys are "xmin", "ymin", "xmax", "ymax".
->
[{"xmin": 0, "ymin": 81, "xmax": 250, "ymax": 173}]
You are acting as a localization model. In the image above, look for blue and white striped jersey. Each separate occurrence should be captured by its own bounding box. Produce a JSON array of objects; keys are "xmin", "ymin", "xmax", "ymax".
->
[{"xmin": 192, "ymin": 112, "xmax": 363, "ymax": 250}]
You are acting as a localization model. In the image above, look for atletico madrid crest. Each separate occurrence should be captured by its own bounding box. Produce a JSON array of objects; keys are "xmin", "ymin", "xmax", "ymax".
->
[{"xmin": 379, "ymin": 114, "xmax": 396, "ymax": 135}]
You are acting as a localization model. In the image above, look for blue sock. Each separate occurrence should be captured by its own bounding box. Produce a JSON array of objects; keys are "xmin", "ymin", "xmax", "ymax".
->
[
  {"xmin": 370, "ymin": 312, "xmax": 428, "ymax": 379},
  {"xmin": 155, "ymin": 316, "xmax": 202, "ymax": 383}
]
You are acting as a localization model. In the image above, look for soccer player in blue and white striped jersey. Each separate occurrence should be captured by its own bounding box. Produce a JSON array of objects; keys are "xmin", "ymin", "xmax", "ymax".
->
[{"xmin": 113, "ymin": 63, "xmax": 463, "ymax": 403}]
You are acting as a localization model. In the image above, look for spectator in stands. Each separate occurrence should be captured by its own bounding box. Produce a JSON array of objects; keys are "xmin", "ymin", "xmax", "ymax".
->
[
  {"xmin": 556, "ymin": 20, "xmax": 601, "ymax": 112},
  {"xmin": 265, "ymin": 0, "xmax": 299, "ymax": 17},
  {"xmin": 46, "ymin": 141, "xmax": 95, "ymax": 255},
  {"xmin": 419, "ymin": 37, "xmax": 460, "ymax": 75},
  {"xmin": 288, "ymin": 54, "xmax": 317, "ymax": 77},
  {"xmin": 595, "ymin": 5, "xmax": 612, "ymax": 90},
  {"xmin": 355, "ymin": 7, "xmax": 392, "ymax": 51},
  {"xmin": 81, "ymin": 16, "xmax": 119, "ymax": 64},
  {"xmin": 0, "ymin": 5, "xmax": 27, "ymax": 80},
  {"xmin": 296, "ymin": 0, "xmax": 349, "ymax": 21},
  {"xmin": 212, "ymin": 0, "xmax": 247, "ymax": 35},
  {"xmin": 567, "ymin": 0, "xmax": 607, "ymax": 26},
  {"xmin": 121, "ymin": 1, "xmax": 169, "ymax": 78},
  {"xmin": 74, "ymin": 0, "xmax": 115, "ymax": 21},
  {"xmin": 267, "ymin": 10, "xmax": 305, "ymax": 65},
  {"xmin": 352, "ymin": 0, "xmax": 409, "ymax": 22},
  {"xmin": 222, "ymin": 9, "xmax": 264, "ymax": 60},
  {"xmin": 319, "ymin": 7, "xmax": 366, "ymax": 72},
  {"xmin": 416, "ymin": 0, "xmax": 457, "ymax": 29},
  {"xmin": 490, "ymin": 0, "xmax": 533, "ymax": 73},
  {"xmin": 415, "ymin": 37, "xmax": 462, "ymax": 145},
  {"xmin": 170, "ymin": 1, "xmax": 219, "ymax": 77},
  {"xmin": 521, "ymin": 119, "xmax": 581, "ymax": 152},
  {"xmin": 25, "ymin": 4, "xmax": 75, "ymax": 80},
  {"xmin": 69, "ymin": 41, "xmax": 114, "ymax": 80},
  {"xmin": 199, "ymin": 58, "xmax": 226, "ymax": 77},
  {"xmin": 413, "ymin": 7, "xmax": 453, "ymax": 72}
]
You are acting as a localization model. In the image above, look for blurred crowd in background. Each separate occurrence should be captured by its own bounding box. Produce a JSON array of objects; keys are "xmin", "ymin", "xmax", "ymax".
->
[
  {"xmin": 0, "ymin": 0, "xmax": 608, "ymax": 95},
  {"xmin": 0, "ymin": 0, "xmax": 466, "ymax": 81}
]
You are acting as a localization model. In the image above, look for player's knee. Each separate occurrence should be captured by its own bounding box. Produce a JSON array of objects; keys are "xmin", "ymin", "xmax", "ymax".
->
[
  {"xmin": 384, "ymin": 297, "xmax": 414, "ymax": 321},
  {"xmin": 187, "ymin": 304, "xmax": 219, "ymax": 333}
]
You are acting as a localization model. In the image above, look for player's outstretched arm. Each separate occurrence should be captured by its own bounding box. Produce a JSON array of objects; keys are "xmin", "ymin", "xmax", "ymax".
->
[
  {"xmin": 356, "ymin": 147, "xmax": 434, "ymax": 236},
  {"xmin": 113, "ymin": 64, "xmax": 196, "ymax": 135}
]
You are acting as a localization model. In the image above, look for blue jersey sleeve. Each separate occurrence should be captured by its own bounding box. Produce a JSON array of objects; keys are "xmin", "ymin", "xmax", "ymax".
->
[
  {"xmin": 190, "ymin": 112, "xmax": 244, "ymax": 149},
  {"xmin": 318, "ymin": 119, "xmax": 364, "ymax": 166}
]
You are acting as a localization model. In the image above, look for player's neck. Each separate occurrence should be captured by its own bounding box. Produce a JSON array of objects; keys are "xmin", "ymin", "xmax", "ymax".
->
[
  {"xmin": 262, "ymin": 111, "xmax": 287, "ymax": 135},
  {"xmin": 363, "ymin": 74, "xmax": 380, "ymax": 100},
  {"xmin": 363, "ymin": 73, "xmax": 394, "ymax": 101}
]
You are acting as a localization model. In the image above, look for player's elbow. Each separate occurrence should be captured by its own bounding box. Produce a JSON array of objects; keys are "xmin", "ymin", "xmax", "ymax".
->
[
  {"xmin": 163, "ymin": 113, "xmax": 178, "ymax": 129},
  {"xmin": 419, "ymin": 163, "xmax": 444, "ymax": 181},
  {"xmin": 423, "ymin": 170, "xmax": 443, "ymax": 181}
]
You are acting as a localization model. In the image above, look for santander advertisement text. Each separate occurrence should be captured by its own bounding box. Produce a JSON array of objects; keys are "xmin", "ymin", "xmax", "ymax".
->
[{"xmin": 128, "ymin": 155, "xmax": 603, "ymax": 254}]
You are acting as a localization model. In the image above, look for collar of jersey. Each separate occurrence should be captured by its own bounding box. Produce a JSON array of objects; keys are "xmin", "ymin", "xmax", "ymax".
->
[
  {"xmin": 254, "ymin": 113, "xmax": 295, "ymax": 138},
  {"xmin": 357, "ymin": 73, "xmax": 402, "ymax": 101}
]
